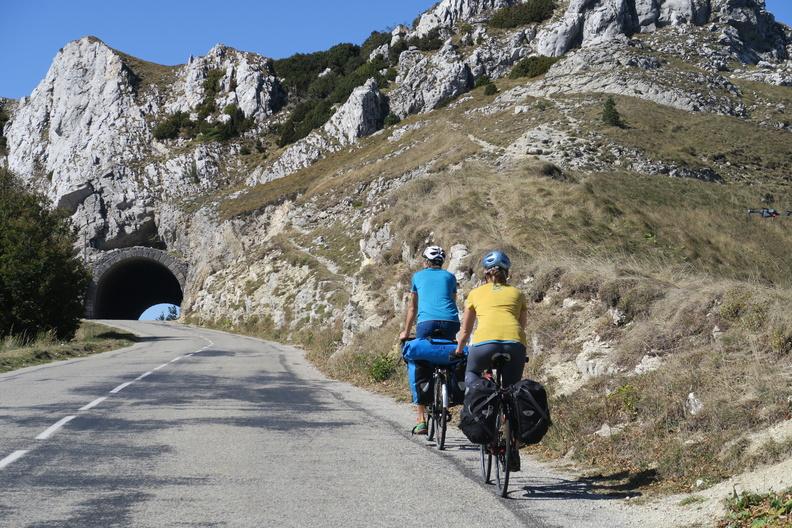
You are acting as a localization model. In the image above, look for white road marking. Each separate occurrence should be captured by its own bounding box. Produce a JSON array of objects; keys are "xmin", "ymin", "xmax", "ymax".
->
[
  {"xmin": 170, "ymin": 356, "xmax": 183, "ymax": 363},
  {"xmin": 79, "ymin": 397, "xmax": 107, "ymax": 411},
  {"xmin": 0, "ymin": 450, "xmax": 28, "ymax": 469},
  {"xmin": 153, "ymin": 364, "xmax": 168, "ymax": 371},
  {"xmin": 135, "ymin": 371, "xmax": 153, "ymax": 381},
  {"xmin": 110, "ymin": 381, "xmax": 133, "ymax": 394},
  {"xmin": 36, "ymin": 416, "xmax": 76, "ymax": 440}
]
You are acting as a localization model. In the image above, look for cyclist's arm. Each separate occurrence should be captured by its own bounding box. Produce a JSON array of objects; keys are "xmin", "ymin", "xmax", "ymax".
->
[
  {"xmin": 399, "ymin": 292, "xmax": 418, "ymax": 340},
  {"xmin": 519, "ymin": 302, "xmax": 527, "ymax": 329},
  {"xmin": 454, "ymin": 306, "xmax": 476, "ymax": 355}
]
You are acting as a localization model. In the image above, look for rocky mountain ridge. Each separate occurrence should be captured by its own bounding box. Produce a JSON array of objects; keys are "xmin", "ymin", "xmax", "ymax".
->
[{"xmin": 0, "ymin": 0, "xmax": 790, "ymax": 318}]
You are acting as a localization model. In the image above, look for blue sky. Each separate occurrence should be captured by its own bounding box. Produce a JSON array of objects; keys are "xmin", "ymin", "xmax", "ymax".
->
[
  {"xmin": 1, "ymin": 1, "xmax": 790, "ymax": 99},
  {"xmin": 139, "ymin": 303, "xmax": 180, "ymax": 321},
  {"xmin": 0, "ymin": 0, "xmax": 436, "ymax": 99}
]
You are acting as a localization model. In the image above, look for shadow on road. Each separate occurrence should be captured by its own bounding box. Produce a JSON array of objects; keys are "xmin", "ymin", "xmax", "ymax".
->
[{"xmin": 511, "ymin": 469, "xmax": 657, "ymax": 501}]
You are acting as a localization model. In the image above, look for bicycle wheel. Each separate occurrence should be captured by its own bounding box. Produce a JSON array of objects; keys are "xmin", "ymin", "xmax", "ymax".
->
[
  {"xmin": 427, "ymin": 374, "xmax": 440, "ymax": 441},
  {"xmin": 494, "ymin": 407, "xmax": 512, "ymax": 498},
  {"xmin": 437, "ymin": 382, "xmax": 448, "ymax": 450},
  {"xmin": 480, "ymin": 444, "xmax": 492, "ymax": 483}
]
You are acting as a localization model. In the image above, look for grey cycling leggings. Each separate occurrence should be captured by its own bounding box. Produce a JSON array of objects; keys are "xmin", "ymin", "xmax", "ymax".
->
[{"xmin": 465, "ymin": 342, "xmax": 527, "ymax": 387}]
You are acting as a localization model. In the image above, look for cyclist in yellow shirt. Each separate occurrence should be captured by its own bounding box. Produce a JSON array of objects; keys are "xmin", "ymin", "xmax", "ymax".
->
[{"xmin": 453, "ymin": 250, "xmax": 527, "ymax": 387}]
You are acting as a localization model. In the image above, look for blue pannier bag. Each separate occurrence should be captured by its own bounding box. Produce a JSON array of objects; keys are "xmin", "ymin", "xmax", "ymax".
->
[
  {"xmin": 402, "ymin": 338, "xmax": 467, "ymax": 405},
  {"xmin": 402, "ymin": 338, "xmax": 462, "ymax": 366}
]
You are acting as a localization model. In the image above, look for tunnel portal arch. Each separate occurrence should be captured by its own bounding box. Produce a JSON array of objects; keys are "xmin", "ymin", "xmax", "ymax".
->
[{"xmin": 86, "ymin": 247, "xmax": 188, "ymax": 320}]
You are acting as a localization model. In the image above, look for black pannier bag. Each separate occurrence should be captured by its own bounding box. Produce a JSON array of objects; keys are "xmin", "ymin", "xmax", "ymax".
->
[
  {"xmin": 459, "ymin": 377, "xmax": 500, "ymax": 444},
  {"xmin": 413, "ymin": 361, "xmax": 434, "ymax": 405},
  {"xmin": 511, "ymin": 379, "xmax": 551, "ymax": 445},
  {"xmin": 447, "ymin": 360, "xmax": 467, "ymax": 406}
]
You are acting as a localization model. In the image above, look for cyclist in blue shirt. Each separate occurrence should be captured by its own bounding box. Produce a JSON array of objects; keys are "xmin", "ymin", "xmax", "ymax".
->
[{"xmin": 399, "ymin": 246, "xmax": 460, "ymax": 434}]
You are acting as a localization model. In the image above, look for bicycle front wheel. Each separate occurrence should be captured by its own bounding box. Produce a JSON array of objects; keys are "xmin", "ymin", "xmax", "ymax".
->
[{"xmin": 494, "ymin": 410, "xmax": 512, "ymax": 498}]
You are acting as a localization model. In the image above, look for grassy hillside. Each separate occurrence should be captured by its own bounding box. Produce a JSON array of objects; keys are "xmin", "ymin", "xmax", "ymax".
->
[{"xmin": 204, "ymin": 79, "xmax": 792, "ymax": 493}]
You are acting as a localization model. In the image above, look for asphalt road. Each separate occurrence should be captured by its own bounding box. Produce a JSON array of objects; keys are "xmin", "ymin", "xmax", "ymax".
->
[{"xmin": 0, "ymin": 321, "xmax": 639, "ymax": 528}]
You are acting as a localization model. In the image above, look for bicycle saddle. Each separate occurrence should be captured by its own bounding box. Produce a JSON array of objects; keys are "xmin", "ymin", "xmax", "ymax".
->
[{"xmin": 491, "ymin": 352, "xmax": 511, "ymax": 366}]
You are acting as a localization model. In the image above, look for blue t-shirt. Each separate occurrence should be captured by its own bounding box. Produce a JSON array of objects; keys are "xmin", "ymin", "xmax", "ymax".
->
[{"xmin": 411, "ymin": 268, "xmax": 459, "ymax": 323}]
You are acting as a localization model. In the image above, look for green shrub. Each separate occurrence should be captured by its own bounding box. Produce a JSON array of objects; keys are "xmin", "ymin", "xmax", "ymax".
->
[
  {"xmin": 509, "ymin": 55, "xmax": 558, "ymax": 79},
  {"xmin": 152, "ymin": 111, "xmax": 194, "ymax": 140},
  {"xmin": 201, "ymin": 104, "xmax": 253, "ymax": 142},
  {"xmin": 489, "ymin": 0, "xmax": 557, "ymax": 28},
  {"xmin": 602, "ymin": 96, "xmax": 624, "ymax": 127},
  {"xmin": 0, "ymin": 169, "xmax": 90, "ymax": 341},
  {"xmin": 484, "ymin": 83, "xmax": 498, "ymax": 96},
  {"xmin": 408, "ymin": 28, "xmax": 443, "ymax": 51},
  {"xmin": 384, "ymin": 113, "xmax": 401, "ymax": 127},
  {"xmin": 360, "ymin": 31, "xmax": 391, "ymax": 60},
  {"xmin": 369, "ymin": 352, "xmax": 397, "ymax": 382},
  {"xmin": 474, "ymin": 75, "xmax": 492, "ymax": 88}
]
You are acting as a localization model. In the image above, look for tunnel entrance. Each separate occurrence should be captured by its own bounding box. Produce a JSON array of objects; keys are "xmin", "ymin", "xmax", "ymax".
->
[
  {"xmin": 93, "ymin": 258, "xmax": 183, "ymax": 319},
  {"xmin": 86, "ymin": 247, "xmax": 188, "ymax": 320}
]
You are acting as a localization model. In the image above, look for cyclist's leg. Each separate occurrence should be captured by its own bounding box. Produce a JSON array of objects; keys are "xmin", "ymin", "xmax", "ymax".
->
[
  {"xmin": 464, "ymin": 342, "xmax": 498, "ymax": 386},
  {"xmin": 500, "ymin": 342, "xmax": 527, "ymax": 387},
  {"xmin": 407, "ymin": 361, "xmax": 428, "ymax": 433}
]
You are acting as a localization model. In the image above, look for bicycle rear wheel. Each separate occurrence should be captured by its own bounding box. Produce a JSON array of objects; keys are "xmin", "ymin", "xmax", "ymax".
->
[
  {"xmin": 480, "ymin": 444, "xmax": 492, "ymax": 483},
  {"xmin": 436, "ymin": 383, "xmax": 448, "ymax": 450},
  {"xmin": 494, "ymin": 408, "xmax": 512, "ymax": 498}
]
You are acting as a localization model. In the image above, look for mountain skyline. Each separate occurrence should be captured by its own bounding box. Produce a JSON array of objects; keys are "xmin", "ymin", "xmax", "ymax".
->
[{"xmin": 1, "ymin": 0, "xmax": 790, "ymax": 100}]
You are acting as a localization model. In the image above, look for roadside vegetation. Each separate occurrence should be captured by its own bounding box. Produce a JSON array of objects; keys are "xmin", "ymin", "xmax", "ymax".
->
[
  {"xmin": 0, "ymin": 321, "xmax": 138, "ymax": 373},
  {"xmin": 718, "ymin": 488, "xmax": 792, "ymax": 527},
  {"xmin": 0, "ymin": 168, "xmax": 90, "ymax": 342}
]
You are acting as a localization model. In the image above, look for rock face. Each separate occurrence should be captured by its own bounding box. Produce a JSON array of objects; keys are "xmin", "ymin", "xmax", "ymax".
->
[
  {"xmin": 413, "ymin": 0, "xmax": 521, "ymax": 36},
  {"xmin": 3, "ymin": 37, "xmax": 285, "ymax": 249},
  {"xmin": 389, "ymin": 42, "xmax": 474, "ymax": 117},
  {"xmin": 168, "ymin": 44, "xmax": 285, "ymax": 120},
  {"xmin": 537, "ymin": 0, "xmax": 789, "ymax": 60},
  {"xmin": 322, "ymin": 79, "xmax": 388, "ymax": 146},
  {"xmin": 247, "ymin": 79, "xmax": 387, "ymax": 185}
]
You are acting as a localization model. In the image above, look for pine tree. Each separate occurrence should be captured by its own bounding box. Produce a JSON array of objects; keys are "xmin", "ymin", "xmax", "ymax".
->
[{"xmin": 602, "ymin": 96, "xmax": 624, "ymax": 127}]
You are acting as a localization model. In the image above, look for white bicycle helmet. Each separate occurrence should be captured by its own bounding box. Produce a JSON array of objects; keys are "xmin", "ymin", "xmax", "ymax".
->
[{"xmin": 422, "ymin": 245, "xmax": 446, "ymax": 265}]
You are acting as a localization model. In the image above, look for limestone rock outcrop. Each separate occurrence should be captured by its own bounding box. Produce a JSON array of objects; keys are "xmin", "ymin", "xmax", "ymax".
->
[
  {"xmin": 322, "ymin": 79, "xmax": 388, "ymax": 146},
  {"xmin": 168, "ymin": 44, "xmax": 285, "ymax": 120},
  {"xmin": 413, "ymin": 0, "xmax": 521, "ymax": 36},
  {"xmin": 537, "ymin": 0, "xmax": 789, "ymax": 60},
  {"xmin": 390, "ymin": 42, "xmax": 474, "ymax": 117}
]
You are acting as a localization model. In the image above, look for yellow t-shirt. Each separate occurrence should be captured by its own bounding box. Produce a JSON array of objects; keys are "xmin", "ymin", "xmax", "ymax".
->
[{"xmin": 465, "ymin": 283, "xmax": 527, "ymax": 345}]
